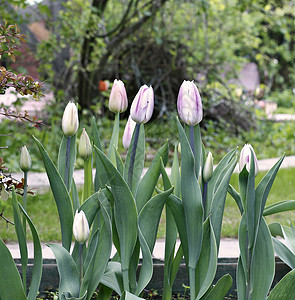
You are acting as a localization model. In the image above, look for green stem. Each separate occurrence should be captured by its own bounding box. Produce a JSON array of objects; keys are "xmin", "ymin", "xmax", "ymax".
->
[
  {"xmin": 22, "ymin": 171, "xmax": 28, "ymax": 239},
  {"xmin": 189, "ymin": 125, "xmax": 195, "ymax": 156},
  {"xmin": 83, "ymin": 157, "xmax": 93, "ymax": 202},
  {"xmin": 128, "ymin": 123, "xmax": 140, "ymax": 189},
  {"xmin": 122, "ymin": 269, "xmax": 129, "ymax": 292},
  {"xmin": 202, "ymin": 182, "xmax": 208, "ymax": 218},
  {"xmin": 107, "ymin": 112, "xmax": 120, "ymax": 166},
  {"xmin": 79, "ymin": 243, "xmax": 83, "ymax": 294},
  {"xmin": 65, "ymin": 137, "xmax": 71, "ymax": 190},
  {"xmin": 189, "ymin": 267, "xmax": 196, "ymax": 300}
]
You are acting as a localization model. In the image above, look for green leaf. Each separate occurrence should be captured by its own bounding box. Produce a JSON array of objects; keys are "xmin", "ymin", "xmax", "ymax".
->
[
  {"xmin": 255, "ymin": 155, "xmax": 284, "ymax": 226},
  {"xmin": 80, "ymin": 192, "xmax": 112, "ymax": 300},
  {"xmin": 0, "ymin": 238, "xmax": 27, "ymax": 300},
  {"xmin": 120, "ymin": 291, "xmax": 145, "ymax": 300},
  {"xmin": 123, "ymin": 124, "xmax": 145, "ymax": 194},
  {"xmin": 94, "ymin": 146, "xmax": 138, "ymax": 278},
  {"xmin": 58, "ymin": 135, "xmax": 77, "ymax": 191},
  {"xmin": 264, "ymin": 200, "xmax": 295, "ymax": 216},
  {"xmin": 135, "ymin": 141, "xmax": 169, "ymax": 212},
  {"xmin": 195, "ymin": 218, "xmax": 217, "ymax": 300},
  {"xmin": 272, "ymin": 237, "xmax": 295, "ymax": 269},
  {"xmin": 228, "ymin": 184, "xmax": 243, "ymax": 215},
  {"xmin": 236, "ymin": 257, "xmax": 247, "ymax": 300},
  {"xmin": 170, "ymin": 145, "xmax": 181, "ymax": 198},
  {"xmin": 115, "ymin": 148, "xmax": 124, "ymax": 176},
  {"xmin": 19, "ymin": 203, "xmax": 42, "ymax": 300},
  {"xmin": 34, "ymin": 136, "xmax": 73, "ymax": 251},
  {"xmin": 193, "ymin": 124, "xmax": 202, "ymax": 179},
  {"xmin": 177, "ymin": 118, "xmax": 203, "ymax": 269},
  {"xmin": 12, "ymin": 188, "xmax": 28, "ymax": 288},
  {"xmin": 48, "ymin": 244, "xmax": 80, "ymax": 298},
  {"xmin": 82, "ymin": 157, "xmax": 93, "ymax": 202},
  {"xmin": 201, "ymin": 274, "xmax": 233, "ymax": 300},
  {"xmin": 71, "ymin": 179, "xmax": 80, "ymax": 213},
  {"xmin": 107, "ymin": 113, "xmax": 120, "ymax": 166},
  {"xmin": 101, "ymin": 262, "xmax": 124, "ymax": 295},
  {"xmin": 267, "ymin": 268, "xmax": 295, "ymax": 299}
]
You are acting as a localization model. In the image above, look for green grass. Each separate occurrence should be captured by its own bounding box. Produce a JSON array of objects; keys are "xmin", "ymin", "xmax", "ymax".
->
[{"xmin": 1, "ymin": 166, "xmax": 295, "ymax": 242}]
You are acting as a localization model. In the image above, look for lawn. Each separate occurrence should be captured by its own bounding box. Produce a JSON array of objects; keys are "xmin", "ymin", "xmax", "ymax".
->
[{"xmin": 0, "ymin": 166, "xmax": 295, "ymax": 242}]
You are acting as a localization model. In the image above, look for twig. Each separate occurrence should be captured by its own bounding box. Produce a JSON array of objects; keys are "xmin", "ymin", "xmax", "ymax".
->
[{"xmin": 0, "ymin": 208, "xmax": 14, "ymax": 225}]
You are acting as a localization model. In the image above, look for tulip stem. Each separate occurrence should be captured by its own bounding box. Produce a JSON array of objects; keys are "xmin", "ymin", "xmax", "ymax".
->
[
  {"xmin": 22, "ymin": 171, "xmax": 28, "ymax": 239},
  {"xmin": 128, "ymin": 123, "xmax": 140, "ymax": 190},
  {"xmin": 79, "ymin": 243, "xmax": 83, "ymax": 293},
  {"xmin": 189, "ymin": 125, "xmax": 195, "ymax": 155},
  {"xmin": 65, "ymin": 137, "xmax": 71, "ymax": 190},
  {"xmin": 202, "ymin": 181, "xmax": 208, "ymax": 217}
]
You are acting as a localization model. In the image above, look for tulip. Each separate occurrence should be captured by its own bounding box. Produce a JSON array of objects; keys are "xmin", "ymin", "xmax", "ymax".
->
[
  {"xmin": 20, "ymin": 145, "xmax": 31, "ymax": 172},
  {"xmin": 239, "ymin": 144, "xmax": 259, "ymax": 176},
  {"xmin": 177, "ymin": 80, "xmax": 203, "ymax": 126},
  {"xmin": 122, "ymin": 116, "xmax": 136, "ymax": 150},
  {"xmin": 130, "ymin": 85, "xmax": 154, "ymax": 124},
  {"xmin": 203, "ymin": 151, "xmax": 213, "ymax": 182},
  {"xmin": 73, "ymin": 210, "xmax": 90, "ymax": 244},
  {"xmin": 62, "ymin": 102, "xmax": 79, "ymax": 137},
  {"xmin": 79, "ymin": 128, "xmax": 92, "ymax": 160},
  {"xmin": 109, "ymin": 79, "xmax": 128, "ymax": 113}
]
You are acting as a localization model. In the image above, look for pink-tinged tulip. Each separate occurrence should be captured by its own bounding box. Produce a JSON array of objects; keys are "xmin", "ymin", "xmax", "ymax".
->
[
  {"xmin": 177, "ymin": 80, "xmax": 203, "ymax": 126},
  {"xmin": 62, "ymin": 102, "xmax": 79, "ymax": 137},
  {"xmin": 122, "ymin": 116, "xmax": 136, "ymax": 150},
  {"xmin": 239, "ymin": 144, "xmax": 259, "ymax": 176},
  {"xmin": 109, "ymin": 79, "xmax": 128, "ymax": 113},
  {"xmin": 130, "ymin": 85, "xmax": 154, "ymax": 124},
  {"xmin": 73, "ymin": 210, "xmax": 90, "ymax": 244}
]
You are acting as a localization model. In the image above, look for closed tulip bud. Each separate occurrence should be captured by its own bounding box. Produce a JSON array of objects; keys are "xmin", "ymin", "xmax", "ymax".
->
[
  {"xmin": 203, "ymin": 151, "xmax": 213, "ymax": 182},
  {"xmin": 62, "ymin": 102, "xmax": 79, "ymax": 137},
  {"xmin": 79, "ymin": 128, "xmax": 92, "ymax": 160},
  {"xmin": 73, "ymin": 210, "xmax": 90, "ymax": 244},
  {"xmin": 20, "ymin": 145, "xmax": 31, "ymax": 172},
  {"xmin": 177, "ymin": 80, "xmax": 203, "ymax": 126},
  {"xmin": 122, "ymin": 116, "xmax": 136, "ymax": 150},
  {"xmin": 239, "ymin": 144, "xmax": 259, "ymax": 176},
  {"xmin": 109, "ymin": 79, "xmax": 128, "ymax": 113},
  {"xmin": 130, "ymin": 85, "xmax": 154, "ymax": 124}
]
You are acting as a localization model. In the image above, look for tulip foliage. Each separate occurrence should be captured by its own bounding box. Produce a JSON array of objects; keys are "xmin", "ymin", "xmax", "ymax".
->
[{"xmin": 2, "ymin": 79, "xmax": 295, "ymax": 300}]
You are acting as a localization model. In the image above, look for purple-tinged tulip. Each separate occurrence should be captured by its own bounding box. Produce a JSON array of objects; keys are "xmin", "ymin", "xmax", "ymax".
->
[
  {"xmin": 122, "ymin": 116, "xmax": 136, "ymax": 150},
  {"xmin": 109, "ymin": 79, "xmax": 128, "ymax": 113},
  {"xmin": 130, "ymin": 85, "xmax": 154, "ymax": 124},
  {"xmin": 177, "ymin": 80, "xmax": 203, "ymax": 126},
  {"xmin": 239, "ymin": 144, "xmax": 259, "ymax": 176},
  {"xmin": 73, "ymin": 210, "xmax": 90, "ymax": 244}
]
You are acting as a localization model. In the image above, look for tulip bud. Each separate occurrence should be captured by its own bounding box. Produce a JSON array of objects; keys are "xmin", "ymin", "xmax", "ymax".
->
[
  {"xmin": 73, "ymin": 210, "xmax": 90, "ymax": 244},
  {"xmin": 79, "ymin": 128, "xmax": 92, "ymax": 160},
  {"xmin": 62, "ymin": 102, "xmax": 79, "ymax": 137},
  {"xmin": 130, "ymin": 85, "xmax": 154, "ymax": 124},
  {"xmin": 122, "ymin": 116, "xmax": 136, "ymax": 150},
  {"xmin": 203, "ymin": 151, "xmax": 213, "ymax": 182},
  {"xmin": 177, "ymin": 80, "xmax": 203, "ymax": 126},
  {"xmin": 239, "ymin": 144, "xmax": 259, "ymax": 176},
  {"xmin": 109, "ymin": 79, "xmax": 128, "ymax": 113},
  {"xmin": 20, "ymin": 145, "xmax": 31, "ymax": 172}
]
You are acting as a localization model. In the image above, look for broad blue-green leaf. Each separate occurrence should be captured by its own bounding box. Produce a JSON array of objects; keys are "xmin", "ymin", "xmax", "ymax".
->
[
  {"xmin": 228, "ymin": 184, "xmax": 243, "ymax": 215},
  {"xmin": 107, "ymin": 113, "xmax": 120, "ymax": 166},
  {"xmin": 58, "ymin": 134, "xmax": 77, "ymax": 190},
  {"xmin": 120, "ymin": 291, "xmax": 145, "ymax": 300},
  {"xmin": 48, "ymin": 244, "xmax": 80, "ymax": 298},
  {"xmin": 115, "ymin": 148, "xmax": 124, "ymax": 175},
  {"xmin": 61, "ymin": 290, "xmax": 87, "ymax": 300},
  {"xmin": 264, "ymin": 200, "xmax": 295, "ymax": 216},
  {"xmin": 80, "ymin": 193, "xmax": 112, "ymax": 300},
  {"xmin": 271, "ymin": 224, "xmax": 295, "ymax": 254},
  {"xmin": 201, "ymin": 274, "xmax": 233, "ymax": 300},
  {"xmin": 34, "ymin": 136, "xmax": 73, "ymax": 251},
  {"xmin": 208, "ymin": 155, "xmax": 237, "ymax": 251},
  {"xmin": 12, "ymin": 188, "xmax": 27, "ymax": 288},
  {"xmin": 267, "ymin": 268, "xmax": 295, "ymax": 299},
  {"xmin": 170, "ymin": 144, "xmax": 181, "ymax": 197},
  {"xmin": 71, "ymin": 179, "xmax": 80, "ymax": 212},
  {"xmin": 272, "ymin": 237, "xmax": 295, "ymax": 269},
  {"xmin": 177, "ymin": 118, "xmax": 203, "ymax": 269},
  {"xmin": 269, "ymin": 222, "xmax": 284, "ymax": 238},
  {"xmin": 255, "ymin": 155, "xmax": 284, "ymax": 228},
  {"xmin": 94, "ymin": 146, "xmax": 138, "ymax": 280},
  {"xmin": 196, "ymin": 218, "xmax": 217, "ymax": 300},
  {"xmin": 101, "ymin": 262, "xmax": 124, "ymax": 295},
  {"xmin": 123, "ymin": 124, "xmax": 145, "ymax": 194},
  {"xmin": 135, "ymin": 141, "xmax": 169, "ymax": 212},
  {"xmin": 19, "ymin": 203, "xmax": 42, "ymax": 300},
  {"xmin": 251, "ymin": 218, "xmax": 275, "ymax": 300},
  {"xmin": 82, "ymin": 157, "xmax": 93, "ymax": 202},
  {"xmin": 0, "ymin": 238, "xmax": 27, "ymax": 300},
  {"xmin": 236, "ymin": 257, "xmax": 247, "ymax": 300}
]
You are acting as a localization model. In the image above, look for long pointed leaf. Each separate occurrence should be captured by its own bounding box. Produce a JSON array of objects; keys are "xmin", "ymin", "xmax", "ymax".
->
[
  {"xmin": 34, "ymin": 136, "xmax": 73, "ymax": 251},
  {"xmin": 272, "ymin": 237, "xmax": 295, "ymax": 269},
  {"xmin": 202, "ymin": 274, "xmax": 233, "ymax": 300},
  {"xmin": 264, "ymin": 200, "xmax": 295, "ymax": 216}
]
